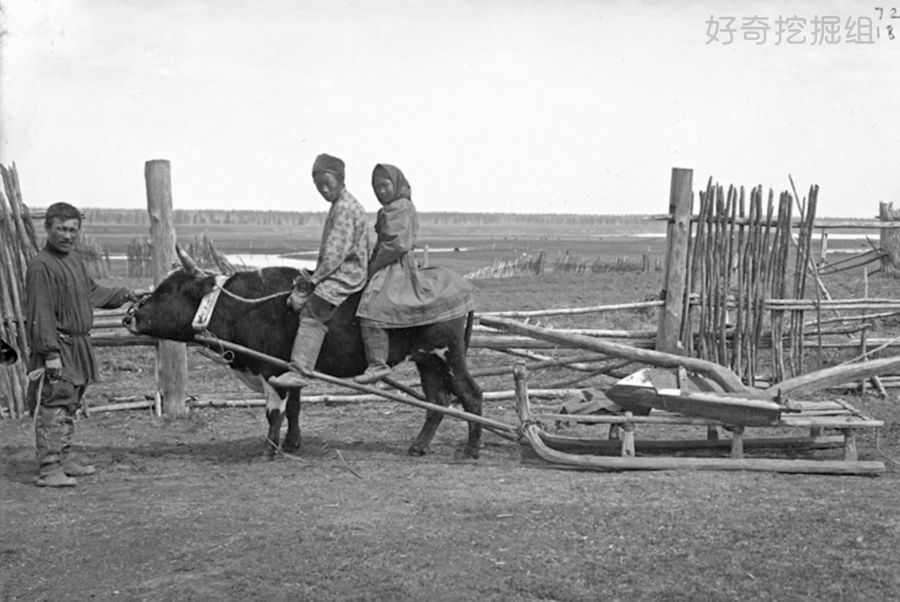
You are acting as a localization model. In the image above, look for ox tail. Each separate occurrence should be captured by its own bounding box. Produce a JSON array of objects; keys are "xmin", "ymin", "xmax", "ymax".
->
[{"xmin": 464, "ymin": 310, "xmax": 475, "ymax": 351}]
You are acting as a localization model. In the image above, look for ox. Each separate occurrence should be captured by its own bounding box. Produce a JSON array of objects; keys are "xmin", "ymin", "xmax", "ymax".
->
[
  {"xmin": 123, "ymin": 250, "xmax": 484, "ymax": 459},
  {"xmin": 0, "ymin": 338, "xmax": 17, "ymax": 364}
]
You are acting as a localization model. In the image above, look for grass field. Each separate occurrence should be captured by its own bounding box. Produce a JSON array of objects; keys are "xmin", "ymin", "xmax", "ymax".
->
[{"xmin": 2, "ymin": 219, "xmax": 899, "ymax": 601}]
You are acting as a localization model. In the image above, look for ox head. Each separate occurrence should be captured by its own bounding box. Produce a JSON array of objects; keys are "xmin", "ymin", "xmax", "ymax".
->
[
  {"xmin": 122, "ymin": 246, "xmax": 217, "ymax": 342},
  {"xmin": 0, "ymin": 338, "xmax": 18, "ymax": 365}
]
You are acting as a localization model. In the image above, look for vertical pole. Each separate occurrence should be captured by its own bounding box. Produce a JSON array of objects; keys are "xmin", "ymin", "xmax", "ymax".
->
[
  {"xmin": 859, "ymin": 266, "xmax": 869, "ymax": 395},
  {"xmin": 145, "ymin": 160, "xmax": 187, "ymax": 416},
  {"xmin": 656, "ymin": 168, "xmax": 693, "ymax": 354},
  {"xmin": 879, "ymin": 202, "xmax": 900, "ymax": 277},
  {"xmin": 819, "ymin": 230, "xmax": 828, "ymax": 266}
]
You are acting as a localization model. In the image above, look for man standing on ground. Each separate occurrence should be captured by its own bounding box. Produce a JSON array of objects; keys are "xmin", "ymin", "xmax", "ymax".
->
[{"xmin": 25, "ymin": 202, "xmax": 137, "ymax": 487}]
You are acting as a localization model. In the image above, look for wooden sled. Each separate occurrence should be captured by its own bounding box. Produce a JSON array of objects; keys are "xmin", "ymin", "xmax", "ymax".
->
[{"xmin": 514, "ymin": 364, "xmax": 885, "ymax": 475}]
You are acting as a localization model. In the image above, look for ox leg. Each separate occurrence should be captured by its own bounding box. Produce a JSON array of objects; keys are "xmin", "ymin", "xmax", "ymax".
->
[
  {"xmin": 282, "ymin": 390, "xmax": 302, "ymax": 453},
  {"xmin": 264, "ymin": 409, "xmax": 284, "ymax": 460},
  {"xmin": 445, "ymin": 351, "xmax": 484, "ymax": 459},
  {"xmin": 408, "ymin": 363, "xmax": 449, "ymax": 457},
  {"xmin": 263, "ymin": 380, "xmax": 289, "ymax": 460}
]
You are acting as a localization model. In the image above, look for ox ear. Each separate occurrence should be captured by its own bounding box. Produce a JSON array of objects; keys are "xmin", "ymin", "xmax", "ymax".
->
[{"xmin": 176, "ymin": 245, "xmax": 202, "ymax": 275}]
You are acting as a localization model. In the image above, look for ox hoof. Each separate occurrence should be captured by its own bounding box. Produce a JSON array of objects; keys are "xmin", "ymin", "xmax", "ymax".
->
[
  {"xmin": 262, "ymin": 443, "xmax": 278, "ymax": 461},
  {"xmin": 282, "ymin": 438, "xmax": 301, "ymax": 454},
  {"xmin": 407, "ymin": 444, "xmax": 427, "ymax": 457},
  {"xmin": 454, "ymin": 445, "xmax": 480, "ymax": 460}
]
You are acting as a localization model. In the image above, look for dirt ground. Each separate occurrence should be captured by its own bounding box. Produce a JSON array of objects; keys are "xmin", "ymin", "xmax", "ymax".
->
[{"xmin": 3, "ymin": 271, "xmax": 900, "ymax": 601}]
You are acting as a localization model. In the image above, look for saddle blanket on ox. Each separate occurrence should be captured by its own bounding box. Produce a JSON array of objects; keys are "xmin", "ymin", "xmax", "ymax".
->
[{"xmin": 123, "ymin": 247, "xmax": 484, "ymax": 460}]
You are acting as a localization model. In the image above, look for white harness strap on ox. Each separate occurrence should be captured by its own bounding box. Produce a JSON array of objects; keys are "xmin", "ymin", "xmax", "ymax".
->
[{"xmin": 191, "ymin": 274, "xmax": 230, "ymax": 332}]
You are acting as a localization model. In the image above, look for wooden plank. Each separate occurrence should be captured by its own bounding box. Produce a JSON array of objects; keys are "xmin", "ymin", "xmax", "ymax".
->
[
  {"xmin": 767, "ymin": 355, "xmax": 900, "ymax": 399},
  {"xmin": 539, "ymin": 432, "xmax": 846, "ymax": 453},
  {"xmin": 649, "ymin": 215, "xmax": 900, "ymax": 230},
  {"xmin": 533, "ymin": 412, "xmax": 883, "ymax": 429},
  {"xmin": 479, "ymin": 300, "xmax": 663, "ymax": 319},
  {"xmin": 605, "ymin": 368, "xmax": 783, "ymax": 426},
  {"xmin": 779, "ymin": 416, "xmax": 884, "ymax": 428},
  {"xmin": 91, "ymin": 400, "xmax": 155, "ymax": 413},
  {"xmin": 188, "ymin": 388, "xmax": 579, "ymax": 407}
]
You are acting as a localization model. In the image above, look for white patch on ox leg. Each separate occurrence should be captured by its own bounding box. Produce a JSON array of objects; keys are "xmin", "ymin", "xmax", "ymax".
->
[
  {"xmin": 262, "ymin": 377, "xmax": 288, "ymax": 413},
  {"xmin": 231, "ymin": 370, "xmax": 286, "ymax": 413},
  {"xmin": 422, "ymin": 346, "xmax": 449, "ymax": 361}
]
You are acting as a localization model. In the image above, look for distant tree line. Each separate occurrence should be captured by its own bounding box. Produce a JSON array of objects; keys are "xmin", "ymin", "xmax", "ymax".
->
[
  {"xmin": 79, "ymin": 208, "xmax": 659, "ymax": 228},
  {"xmin": 80, "ymin": 209, "xmax": 324, "ymax": 226}
]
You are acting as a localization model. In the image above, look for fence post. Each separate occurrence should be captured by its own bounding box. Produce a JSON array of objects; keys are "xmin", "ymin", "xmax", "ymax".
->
[
  {"xmin": 656, "ymin": 167, "xmax": 693, "ymax": 354},
  {"xmin": 879, "ymin": 202, "xmax": 900, "ymax": 276},
  {"xmin": 145, "ymin": 160, "xmax": 187, "ymax": 415},
  {"xmin": 819, "ymin": 230, "xmax": 829, "ymax": 266}
]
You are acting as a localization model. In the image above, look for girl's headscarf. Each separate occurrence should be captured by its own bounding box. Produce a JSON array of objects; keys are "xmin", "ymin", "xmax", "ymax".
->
[{"xmin": 372, "ymin": 164, "xmax": 411, "ymax": 203}]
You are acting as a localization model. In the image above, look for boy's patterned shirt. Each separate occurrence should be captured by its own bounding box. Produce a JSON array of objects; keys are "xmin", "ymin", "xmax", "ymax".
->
[{"xmin": 310, "ymin": 188, "xmax": 370, "ymax": 305}]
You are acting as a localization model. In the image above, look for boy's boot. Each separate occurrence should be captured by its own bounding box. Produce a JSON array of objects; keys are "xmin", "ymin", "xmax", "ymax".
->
[
  {"xmin": 354, "ymin": 325, "xmax": 393, "ymax": 384},
  {"xmin": 35, "ymin": 406, "xmax": 77, "ymax": 487},
  {"xmin": 60, "ymin": 409, "xmax": 96, "ymax": 477},
  {"xmin": 268, "ymin": 318, "xmax": 328, "ymax": 389}
]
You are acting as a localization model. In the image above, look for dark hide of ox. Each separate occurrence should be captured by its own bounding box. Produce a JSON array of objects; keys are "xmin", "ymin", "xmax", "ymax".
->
[
  {"xmin": 0, "ymin": 338, "xmax": 18, "ymax": 364},
  {"xmin": 124, "ymin": 265, "xmax": 484, "ymax": 459}
]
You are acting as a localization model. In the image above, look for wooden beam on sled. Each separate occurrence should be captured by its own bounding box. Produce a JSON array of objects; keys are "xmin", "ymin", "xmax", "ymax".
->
[
  {"xmin": 481, "ymin": 315, "xmax": 900, "ymax": 402},
  {"xmin": 480, "ymin": 315, "xmax": 750, "ymax": 394},
  {"xmin": 193, "ymin": 335, "xmax": 519, "ymax": 440},
  {"xmin": 765, "ymin": 355, "xmax": 900, "ymax": 399}
]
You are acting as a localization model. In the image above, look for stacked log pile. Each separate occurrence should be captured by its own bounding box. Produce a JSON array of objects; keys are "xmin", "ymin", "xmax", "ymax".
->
[
  {"xmin": 186, "ymin": 234, "xmax": 239, "ymax": 275},
  {"xmin": 0, "ymin": 164, "xmax": 38, "ymax": 418},
  {"xmin": 128, "ymin": 233, "xmax": 237, "ymax": 276},
  {"xmin": 126, "ymin": 237, "xmax": 153, "ymax": 277}
]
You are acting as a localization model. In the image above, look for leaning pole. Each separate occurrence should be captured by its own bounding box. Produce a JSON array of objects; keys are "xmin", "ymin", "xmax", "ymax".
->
[{"xmin": 144, "ymin": 160, "xmax": 187, "ymax": 415}]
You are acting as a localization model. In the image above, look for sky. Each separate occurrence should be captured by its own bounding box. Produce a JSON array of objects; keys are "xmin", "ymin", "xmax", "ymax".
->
[{"xmin": 0, "ymin": 0, "xmax": 897, "ymax": 217}]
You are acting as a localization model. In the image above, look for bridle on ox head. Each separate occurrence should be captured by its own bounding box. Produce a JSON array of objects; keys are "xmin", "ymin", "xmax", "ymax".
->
[
  {"xmin": 121, "ymin": 245, "xmax": 207, "ymax": 327},
  {"xmin": 123, "ymin": 291, "xmax": 153, "ymax": 325}
]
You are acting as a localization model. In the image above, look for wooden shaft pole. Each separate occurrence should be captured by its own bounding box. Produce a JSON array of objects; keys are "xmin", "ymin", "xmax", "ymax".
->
[{"xmin": 193, "ymin": 335, "xmax": 518, "ymax": 433}]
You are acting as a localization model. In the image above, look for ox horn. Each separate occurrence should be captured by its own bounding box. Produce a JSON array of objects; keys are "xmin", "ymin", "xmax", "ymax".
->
[{"xmin": 176, "ymin": 245, "xmax": 200, "ymax": 274}]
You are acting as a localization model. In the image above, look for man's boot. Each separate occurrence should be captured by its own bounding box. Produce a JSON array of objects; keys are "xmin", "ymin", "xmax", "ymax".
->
[
  {"xmin": 35, "ymin": 406, "xmax": 77, "ymax": 488},
  {"xmin": 354, "ymin": 325, "xmax": 393, "ymax": 384},
  {"xmin": 60, "ymin": 409, "xmax": 96, "ymax": 477},
  {"xmin": 268, "ymin": 318, "xmax": 328, "ymax": 389}
]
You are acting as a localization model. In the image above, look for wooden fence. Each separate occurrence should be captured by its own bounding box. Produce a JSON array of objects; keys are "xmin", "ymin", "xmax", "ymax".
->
[
  {"xmin": 0, "ymin": 164, "xmax": 37, "ymax": 418},
  {"xmin": 657, "ymin": 170, "xmax": 900, "ymax": 391},
  {"xmin": 685, "ymin": 180, "xmax": 819, "ymax": 385}
]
